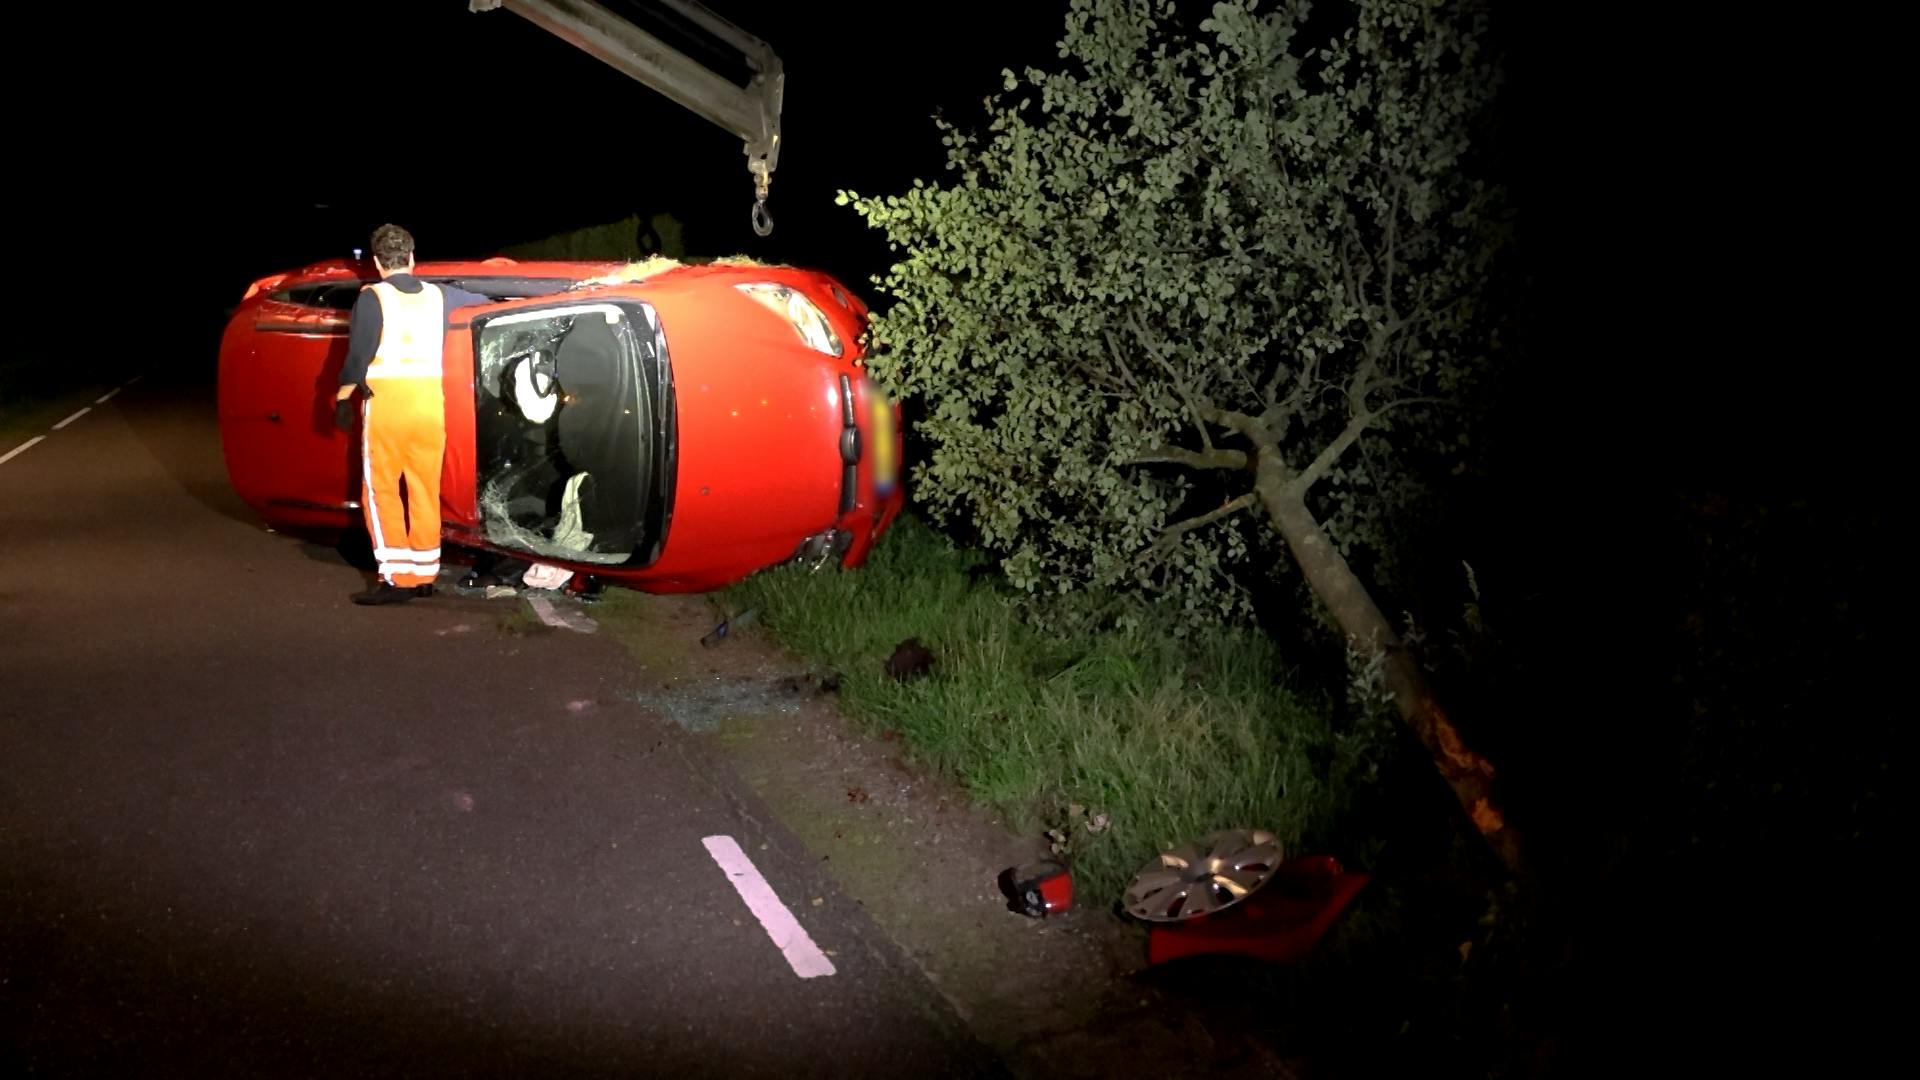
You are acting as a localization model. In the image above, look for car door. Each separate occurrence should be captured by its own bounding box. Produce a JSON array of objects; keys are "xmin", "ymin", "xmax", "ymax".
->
[{"xmin": 217, "ymin": 278, "xmax": 366, "ymax": 531}]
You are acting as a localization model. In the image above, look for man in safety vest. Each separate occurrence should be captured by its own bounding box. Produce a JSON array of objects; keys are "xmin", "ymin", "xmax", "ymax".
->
[{"xmin": 333, "ymin": 224, "xmax": 490, "ymax": 605}]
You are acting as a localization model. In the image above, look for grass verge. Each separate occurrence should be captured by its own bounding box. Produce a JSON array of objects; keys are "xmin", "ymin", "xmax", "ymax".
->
[
  {"xmin": 721, "ymin": 512, "xmax": 1367, "ymax": 903},
  {"xmin": 709, "ymin": 513, "xmax": 1533, "ymax": 1075}
]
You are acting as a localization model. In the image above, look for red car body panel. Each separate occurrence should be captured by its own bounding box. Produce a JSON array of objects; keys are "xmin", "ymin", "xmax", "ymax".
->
[
  {"xmin": 217, "ymin": 256, "xmax": 904, "ymax": 593},
  {"xmin": 217, "ymin": 257, "xmax": 624, "ymax": 533}
]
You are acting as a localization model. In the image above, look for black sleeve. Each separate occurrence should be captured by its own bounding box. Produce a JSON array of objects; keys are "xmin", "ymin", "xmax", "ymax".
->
[
  {"xmin": 339, "ymin": 288, "xmax": 381, "ymax": 390},
  {"xmin": 440, "ymin": 284, "xmax": 494, "ymax": 314}
]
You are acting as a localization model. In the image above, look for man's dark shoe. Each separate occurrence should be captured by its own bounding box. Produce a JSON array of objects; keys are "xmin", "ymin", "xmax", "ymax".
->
[
  {"xmin": 352, "ymin": 582, "xmax": 413, "ymax": 606},
  {"xmin": 414, "ymin": 584, "xmax": 435, "ymax": 598}
]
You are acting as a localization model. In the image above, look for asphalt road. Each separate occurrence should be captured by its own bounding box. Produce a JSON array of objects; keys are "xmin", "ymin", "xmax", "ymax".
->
[{"xmin": 0, "ymin": 370, "xmax": 1003, "ymax": 1077}]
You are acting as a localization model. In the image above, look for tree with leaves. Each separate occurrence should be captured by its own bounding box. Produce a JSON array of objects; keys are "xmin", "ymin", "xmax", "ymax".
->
[{"xmin": 840, "ymin": 0, "xmax": 1523, "ymax": 874}]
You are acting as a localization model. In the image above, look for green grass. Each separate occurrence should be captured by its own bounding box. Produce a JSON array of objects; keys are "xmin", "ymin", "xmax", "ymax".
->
[
  {"xmin": 723, "ymin": 512, "xmax": 1359, "ymax": 902},
  {"xmin": 718, "ymin": 514, "xmax": 1537, "ymax": 1072}
]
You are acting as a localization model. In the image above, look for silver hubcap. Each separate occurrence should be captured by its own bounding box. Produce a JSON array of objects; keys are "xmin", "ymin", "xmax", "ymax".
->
[{"xmin": 1123, "ymin": 828, "xmax": 1283, "ymax": 922}]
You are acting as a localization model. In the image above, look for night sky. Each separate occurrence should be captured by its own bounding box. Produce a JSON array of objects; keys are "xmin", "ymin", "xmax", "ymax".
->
[{"xmin": 36, "ymin": 1, "xmax": 1067, "ymax": 329}]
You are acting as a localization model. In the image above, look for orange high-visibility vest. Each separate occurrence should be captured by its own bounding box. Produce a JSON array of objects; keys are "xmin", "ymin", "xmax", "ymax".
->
[{"xmin": 365, "ymin": 281, "xmax": 446, "ymax": 379}]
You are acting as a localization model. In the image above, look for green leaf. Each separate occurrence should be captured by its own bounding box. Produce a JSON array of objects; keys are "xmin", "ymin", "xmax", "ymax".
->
[{"xmin": 839, "ymin": 0, "xmax": 1508, "ymax": 635}]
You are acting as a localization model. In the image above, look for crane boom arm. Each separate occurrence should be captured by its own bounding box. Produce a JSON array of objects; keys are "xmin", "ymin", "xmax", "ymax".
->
[{"xmin": 469, "ymin": 0, "xmax": 784, "ymax": 235}]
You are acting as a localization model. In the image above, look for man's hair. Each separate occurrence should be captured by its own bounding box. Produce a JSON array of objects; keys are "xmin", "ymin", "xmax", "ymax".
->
[{"xmin": 370, "ymin": 224, "xmax": 415, "ymax": 271}]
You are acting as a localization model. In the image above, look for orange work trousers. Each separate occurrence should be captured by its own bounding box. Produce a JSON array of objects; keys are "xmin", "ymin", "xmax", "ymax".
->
[{"xmin": 360, "ymin": 375, "xmax": 445, "ymax": 588}]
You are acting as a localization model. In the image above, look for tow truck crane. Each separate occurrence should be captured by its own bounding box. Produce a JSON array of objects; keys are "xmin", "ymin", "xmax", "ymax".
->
[{"xmin": 469, "ymin": 0, "xmax": 784, "ymax": 236}]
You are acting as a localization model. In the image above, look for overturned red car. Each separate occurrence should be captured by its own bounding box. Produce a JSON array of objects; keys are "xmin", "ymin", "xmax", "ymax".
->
[{"xmin": 218, "ymin": 255, "xmax": 903, "ymax": 592}]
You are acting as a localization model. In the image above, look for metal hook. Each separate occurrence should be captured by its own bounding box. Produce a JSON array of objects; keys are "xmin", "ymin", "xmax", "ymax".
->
[{"xmin": 751, "ymin": 198, "xmax": 773, "ymax": 237}]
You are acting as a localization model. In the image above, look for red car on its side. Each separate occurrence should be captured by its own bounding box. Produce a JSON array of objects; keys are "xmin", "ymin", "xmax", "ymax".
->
[{"xmin": 218, "ymin": 255, "xmax": 904, "ymax": 592}]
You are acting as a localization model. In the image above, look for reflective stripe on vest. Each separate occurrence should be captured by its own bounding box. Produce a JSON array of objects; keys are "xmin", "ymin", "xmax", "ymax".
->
[{"xmin": 366, "ymin": 281, "xmax": 446, "ymax": 379}]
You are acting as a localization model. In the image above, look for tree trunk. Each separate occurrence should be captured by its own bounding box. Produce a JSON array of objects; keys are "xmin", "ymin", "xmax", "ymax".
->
[{"xmin": 1250, "ymin": 446, "xmax": 1528, "ymax": 880}]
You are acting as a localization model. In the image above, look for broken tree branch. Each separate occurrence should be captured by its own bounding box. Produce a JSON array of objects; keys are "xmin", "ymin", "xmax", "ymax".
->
[
  {"xmin": 1101, "ymin": 330, "xmax": 1144, "ymax": 392},
  {"xmin": 1128, "ymin": 446, "xmax": 1250, "ymax": 471},
  {"xmin": 1348, "ymin": 325, "xmax": 1390, "ymax": 415},
  {"xmin": 1285, "ymin": 396, "xmax": 1444, "ymax": 498},
  {"xmin": 1200, "ymin": 406, "xmax": 1267, "ymax": 444},
  {"xmin": 1139, "ymin": 493, "xmax": 1258, "ymax": 563},
  {"xmin": 1383, "ymin": 183, "xmax": 1401, "ymax": 326},
  {"xmin": 1262, "ymin": 346, "xmax": 1318, "ymax": 416},
  {"xmin": 1287, "ymin": 411, "xmax": 1374, "ymax": 498},
  {"xmin": 1336, "ymin": 228, "xmax": 1366, "ymax": 316},
  {"xmin": 1126, "ymin": 311, "xmax": 1215, "ymax": 454},
  {"xmin": 1073, "ymin": 361, "xmax": 1124, "ymax": 391},
  {"xmin": 1260, "ymin": 358, "xmax": 1288, "ymax": 409}
]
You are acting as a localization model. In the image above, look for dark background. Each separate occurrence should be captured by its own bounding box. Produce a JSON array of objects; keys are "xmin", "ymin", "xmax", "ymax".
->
[
  {"xmin": 23, "ymin": 1, "xmax": 1071, "ymax": 339},
  {"xmin": 11, "ymin": 1, "xmax": 1891, "ymax": 1074}
]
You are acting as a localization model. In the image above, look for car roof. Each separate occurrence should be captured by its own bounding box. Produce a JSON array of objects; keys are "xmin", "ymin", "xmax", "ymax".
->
[
  {"xmin": 272, "ymin": 255, "xmax": 631, "ymax": 284},
  {"xmin": 249, "ymin": 256, "xmax": 869, "ymax": 329}
]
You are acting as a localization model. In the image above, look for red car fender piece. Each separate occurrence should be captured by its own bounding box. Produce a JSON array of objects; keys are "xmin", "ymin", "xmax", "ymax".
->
[{"xmin": 1144, "ymin": 855, "xmax": 1370, "ymax": 967}]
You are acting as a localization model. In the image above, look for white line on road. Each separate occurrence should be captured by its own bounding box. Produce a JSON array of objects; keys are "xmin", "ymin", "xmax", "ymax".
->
[
  {"xmin": 95, "ymin": 387, "xmax": 123, "ymax": 404},
  {"xmin": 51, "ymin": 407, "xmax": 91, "ymax": 431},
  {"xmin": 526, "ymin": 594, "xmax": 598, "ymax": 634},
  {"xmin": 1, "ymin": 436, "xmax": 45, "ymax": 466},
  {"xmin": 702, "ymin": 835, "xmax": 837, "ymax": 979}
]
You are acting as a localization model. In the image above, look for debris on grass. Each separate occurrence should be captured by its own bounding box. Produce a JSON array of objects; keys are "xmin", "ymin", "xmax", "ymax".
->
[
  {"xmin": 579, "ymin": 256, "xmax": 683, "ymax": 286},
  {"xmin": 701, "ymin": 607, "xmax": 757, "ymax": 647},
  {"xmin": 884, "ymin": 638, "xmax": 935, "ymax": 681}
]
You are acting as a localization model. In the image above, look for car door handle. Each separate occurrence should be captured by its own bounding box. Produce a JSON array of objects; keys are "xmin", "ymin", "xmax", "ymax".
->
[{"xmin": 268, "ymin": 412, "xmax": 281, "ymax": 422}]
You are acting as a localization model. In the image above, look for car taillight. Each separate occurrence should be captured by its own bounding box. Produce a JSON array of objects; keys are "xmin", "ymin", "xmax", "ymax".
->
[{"xmin": 735, "ymin": 283, "xmax": 843, "ymax": 358}]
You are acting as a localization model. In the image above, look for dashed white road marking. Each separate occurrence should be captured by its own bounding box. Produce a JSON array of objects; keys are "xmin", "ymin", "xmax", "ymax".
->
[
  {"xmin": 526, "ymin": 594, "xmax": 598, "ymax": 634},
  {"xmin": 702, "ymin": 835, "xmax": 837, "ymax": 979},
  {"xmin": 5, "ymin": 377, "xmax": 142, "ymax": 468},
  {"xmin": 1, "ymin": 436, "xmax": 45, "ymax": 466}
]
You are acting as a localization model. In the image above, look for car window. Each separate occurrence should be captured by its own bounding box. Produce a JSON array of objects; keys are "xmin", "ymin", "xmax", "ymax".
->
[
  {"xmin": 429, "ymin": 277, "xmax": 580, "ymax": 301},
  {"xmin": 270, "ymin": 282, "xmax": 366, "ymax": 310}
]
